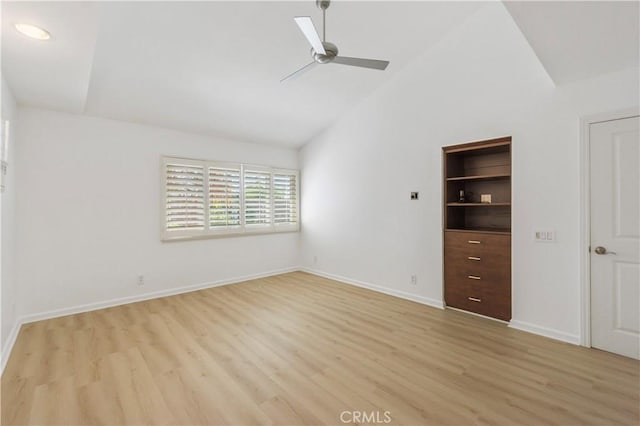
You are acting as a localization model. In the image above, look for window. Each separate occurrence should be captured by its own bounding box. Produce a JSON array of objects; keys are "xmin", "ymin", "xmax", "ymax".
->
[
  {"xmin": 209, "ymin": 164, "xmax": 241, "ymax": 229},
  {"xmin": 273, "ymin": 172, "xmax": 298, "ymax": 224},
  {"xmin": 162, "ymin": 156, "xmax": 299, "ymax": 240},
  {"xmin": 165, "ymin": 159, "xmax": 206, "ymax": 232},
  {"xmin": 244, "ymin": 167, "xmax": 271, "ymax": 226}
]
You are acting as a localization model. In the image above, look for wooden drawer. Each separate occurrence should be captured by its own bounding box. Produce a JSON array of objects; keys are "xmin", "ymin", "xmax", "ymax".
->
[
  {"xmin": 445, "ymin": 276, "xmax": 511, "ymax": 321},
  {"xmin": 445, "ymin": 231, "xmax": 510, "ymax": 257},
  {"xmin": 446, "ymin": 265, "xmax": 509, "ymax": 291},
  {"xmin": 444, "ymin": 230, "xmax": 511, "ymax": 321}
]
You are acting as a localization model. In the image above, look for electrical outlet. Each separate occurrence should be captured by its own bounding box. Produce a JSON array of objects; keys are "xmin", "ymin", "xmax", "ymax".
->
[
  {"xmin": 410, "ymin": 192, "xmax": 419, "ymax": 200},
  {"xmin": 534, "ymin": 230, "xmax": 556, "ymax": 242},
  {"xmin": 137, "ymin": 275, "xmax": 145, "ymax": 286},
  {"xmin": 411, "ymin": 275, "xmax": 417, "ymax": 285}
]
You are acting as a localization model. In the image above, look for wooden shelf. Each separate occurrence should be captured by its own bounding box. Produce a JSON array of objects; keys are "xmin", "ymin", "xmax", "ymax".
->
[
  {"xmin": 445, "ymin": 227, "xmax": 511, "ymax": 235},
  {"xmin": 446, "ymin": 202, "xmax": 511, "ymax": 207},
  {"xmin": 446, "ymin": 173, "xmax": 510, "ymax": 181},
  {"xmin": 442, "ymin": 137, "xmax": 511, "ymax": 154}
]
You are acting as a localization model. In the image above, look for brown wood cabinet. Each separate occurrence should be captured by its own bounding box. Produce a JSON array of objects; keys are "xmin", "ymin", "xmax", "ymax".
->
[{"xmin": 443, "ymin": 137, "xmax": 511, "ymax": 321}]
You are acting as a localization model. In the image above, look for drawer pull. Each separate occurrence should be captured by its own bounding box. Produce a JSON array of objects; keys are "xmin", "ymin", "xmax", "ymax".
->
[
  {"xmin": 468, "ymin": 256, "xmax": 481, "ymax": 261},
  {"xmin": 468, "ymin": 275, "xmax": 481, "ymax": 280},
  {"xmin": 468, "ymin": 297, "xmax": 481, "ymax": 302},
  {"xmin": 468, "ymin": 240, "xmax": 481, "ymax": 244}
]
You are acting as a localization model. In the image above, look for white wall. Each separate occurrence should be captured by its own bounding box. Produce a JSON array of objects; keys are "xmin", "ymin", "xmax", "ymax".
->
[
  {"xmin": 557, "ymin": 66, "xmax": 640, "ymax": 116},
  {"xmin": 1, "ymin": 75, "xmax": 18, "ymax": 354},
  {"xmin": 15, "ymin": 107, "xmax": 300, "ymax": 319},
  {"xmin": 299, "ymin": 2, "xmax": 639, "ymax": 343}
]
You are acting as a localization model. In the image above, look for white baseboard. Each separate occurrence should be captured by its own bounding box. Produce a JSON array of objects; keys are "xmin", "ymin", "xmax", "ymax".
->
[
  {"xmin": 301, "ymin": 267, "xmax": 445, "ymax": 309},
  {"xmin": 20, "ymin": 266, "xmax": 301, "ymax": 325},
  {"xmin": 1, "ymin": 319, "xmax": 22, "ymax": 375},
  {"xmin": 509, "ymin": 319, "xmax": 580, "ymax": 345},
  {"xmin": 1, "ymin": 266, "xmax": 300, "ymax": 376}
]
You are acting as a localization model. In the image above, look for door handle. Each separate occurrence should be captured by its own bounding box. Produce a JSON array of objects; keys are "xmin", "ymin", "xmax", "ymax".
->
[{"xmin": 594, "ymin": 246, "xmax": 617, "ymax": 255}]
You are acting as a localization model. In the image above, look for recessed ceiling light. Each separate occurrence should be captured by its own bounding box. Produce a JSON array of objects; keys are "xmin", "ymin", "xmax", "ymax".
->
[{"xmin": 14, "ymin": 23, "xmax": 51, "ymax": 40}]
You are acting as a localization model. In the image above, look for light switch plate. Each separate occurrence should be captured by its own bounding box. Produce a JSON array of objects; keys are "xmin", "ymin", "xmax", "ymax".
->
[{"xmin": 534, "ymin": 230, "xmax": 556, "ymax": 242}]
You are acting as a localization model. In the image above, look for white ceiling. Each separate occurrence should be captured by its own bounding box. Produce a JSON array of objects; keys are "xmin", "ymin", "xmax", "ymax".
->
[
  {"xmin": 2, "ymin": 2, "xmax": 639, "ymax": 148},
  {"xmin": 1, "ymin": 1, "xmax": 482, "ymax": 147},
  {"xmin": 503, "ymin": 1, "xmax": 639, "ymax": 85},
  {"xmin": 1, "ymin": 1, "xmax": 99, "ymax": 113}
]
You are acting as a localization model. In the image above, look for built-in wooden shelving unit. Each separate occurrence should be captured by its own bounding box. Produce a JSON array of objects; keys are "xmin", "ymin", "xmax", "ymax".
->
[{"xmin": 442, "ymin": 137, "xmax": 512, "ymax": 321}]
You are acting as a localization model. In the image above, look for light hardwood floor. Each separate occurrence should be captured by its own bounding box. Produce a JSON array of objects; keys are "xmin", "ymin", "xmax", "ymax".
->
[{"xmin": 2, "ymin": 272, "xmax": 639, "ymax": 425}]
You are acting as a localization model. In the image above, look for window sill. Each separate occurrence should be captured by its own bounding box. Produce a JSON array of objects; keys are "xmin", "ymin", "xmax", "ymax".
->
[{"xmin": 161, "ymin": 225, "xmax": 300, "ymax": 242}]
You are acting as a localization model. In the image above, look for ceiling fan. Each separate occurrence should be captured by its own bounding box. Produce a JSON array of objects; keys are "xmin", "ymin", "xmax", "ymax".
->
[{"xmin": 281, "ymin": 0, "xmax": 390, "ymax": 82}]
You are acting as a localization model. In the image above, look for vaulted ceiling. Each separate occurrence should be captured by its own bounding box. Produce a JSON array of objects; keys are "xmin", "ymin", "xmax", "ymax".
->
[
  {"xmin": 2, "ymin": 1, "xmax": 638, "ymax": 148},
  {"xmin": 503, "ymin": 1, "xmax": 639, "ymax": 84}
]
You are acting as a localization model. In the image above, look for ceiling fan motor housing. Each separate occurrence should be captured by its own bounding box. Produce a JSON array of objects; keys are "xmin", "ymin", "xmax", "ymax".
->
[{"xmin": 311, "ymin": 41, "xmax": 338, "ymax": 63}]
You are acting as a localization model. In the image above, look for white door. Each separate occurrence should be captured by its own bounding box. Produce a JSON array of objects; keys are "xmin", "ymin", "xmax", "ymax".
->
[{"xmin": 590, "ymin": 115, "xmax": 640, "ymax": 359}]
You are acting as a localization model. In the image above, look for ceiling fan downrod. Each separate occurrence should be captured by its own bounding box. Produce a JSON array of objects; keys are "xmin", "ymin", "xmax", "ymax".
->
[
  {"xmin": 310, "ymin": 0, "xmax": 336, "ymax": 64},
  {"xmin": 317, "ymin": 0, "xmax": 330, "ymax": 42}
]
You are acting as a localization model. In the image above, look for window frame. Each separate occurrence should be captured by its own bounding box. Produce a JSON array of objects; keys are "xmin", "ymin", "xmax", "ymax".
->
[{"xmin": 161, "ymin": 156, "xmax": 299, "ymax": 241}]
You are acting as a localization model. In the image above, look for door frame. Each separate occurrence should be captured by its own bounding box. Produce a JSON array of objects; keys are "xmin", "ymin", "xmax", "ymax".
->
[{"xmin": 579, "ymin": 107, "xmax": 640, "ymax": 348}]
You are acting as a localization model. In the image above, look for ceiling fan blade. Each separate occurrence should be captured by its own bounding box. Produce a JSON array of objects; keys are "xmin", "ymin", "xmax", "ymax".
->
[
  {"xmin": 280, "ymin": 61, "xmax": 318, "ymax": 83},
  {"xmin": 294, "ymin": 17, "xmax": 326, "ymax": 55},
  {"xmin": 332, "ymin": 56, "xmax": 390, "ymax": 70}
]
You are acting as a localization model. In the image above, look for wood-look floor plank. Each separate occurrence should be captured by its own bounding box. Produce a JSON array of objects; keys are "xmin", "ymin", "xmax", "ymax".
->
[
  {"xmin": 28, "ymin": 376, "xmax": 82, "ymax": 425},
  {"xmin": 2, "ymin": 271, "xmax": 639, "ymax": 425}
]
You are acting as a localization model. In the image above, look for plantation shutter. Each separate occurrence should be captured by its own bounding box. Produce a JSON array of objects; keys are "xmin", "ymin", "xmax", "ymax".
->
[
  {"xmin": 244, "ymin": 168, "xmax": 272, "ymax": 226},
  {"xmin": 273, "ymin": 172, "xmax": 298, "ymax": 225},
  {"xmin": 164, "ymin": 160, "xmax": 206, "ymax": 232},
  {"xmin": 163, "ymin": 157, "xmax": 298, "ymax": 240},
  {"xmin": 209, "ymin": 165, "xmax": 241, "ymax": 229}
]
